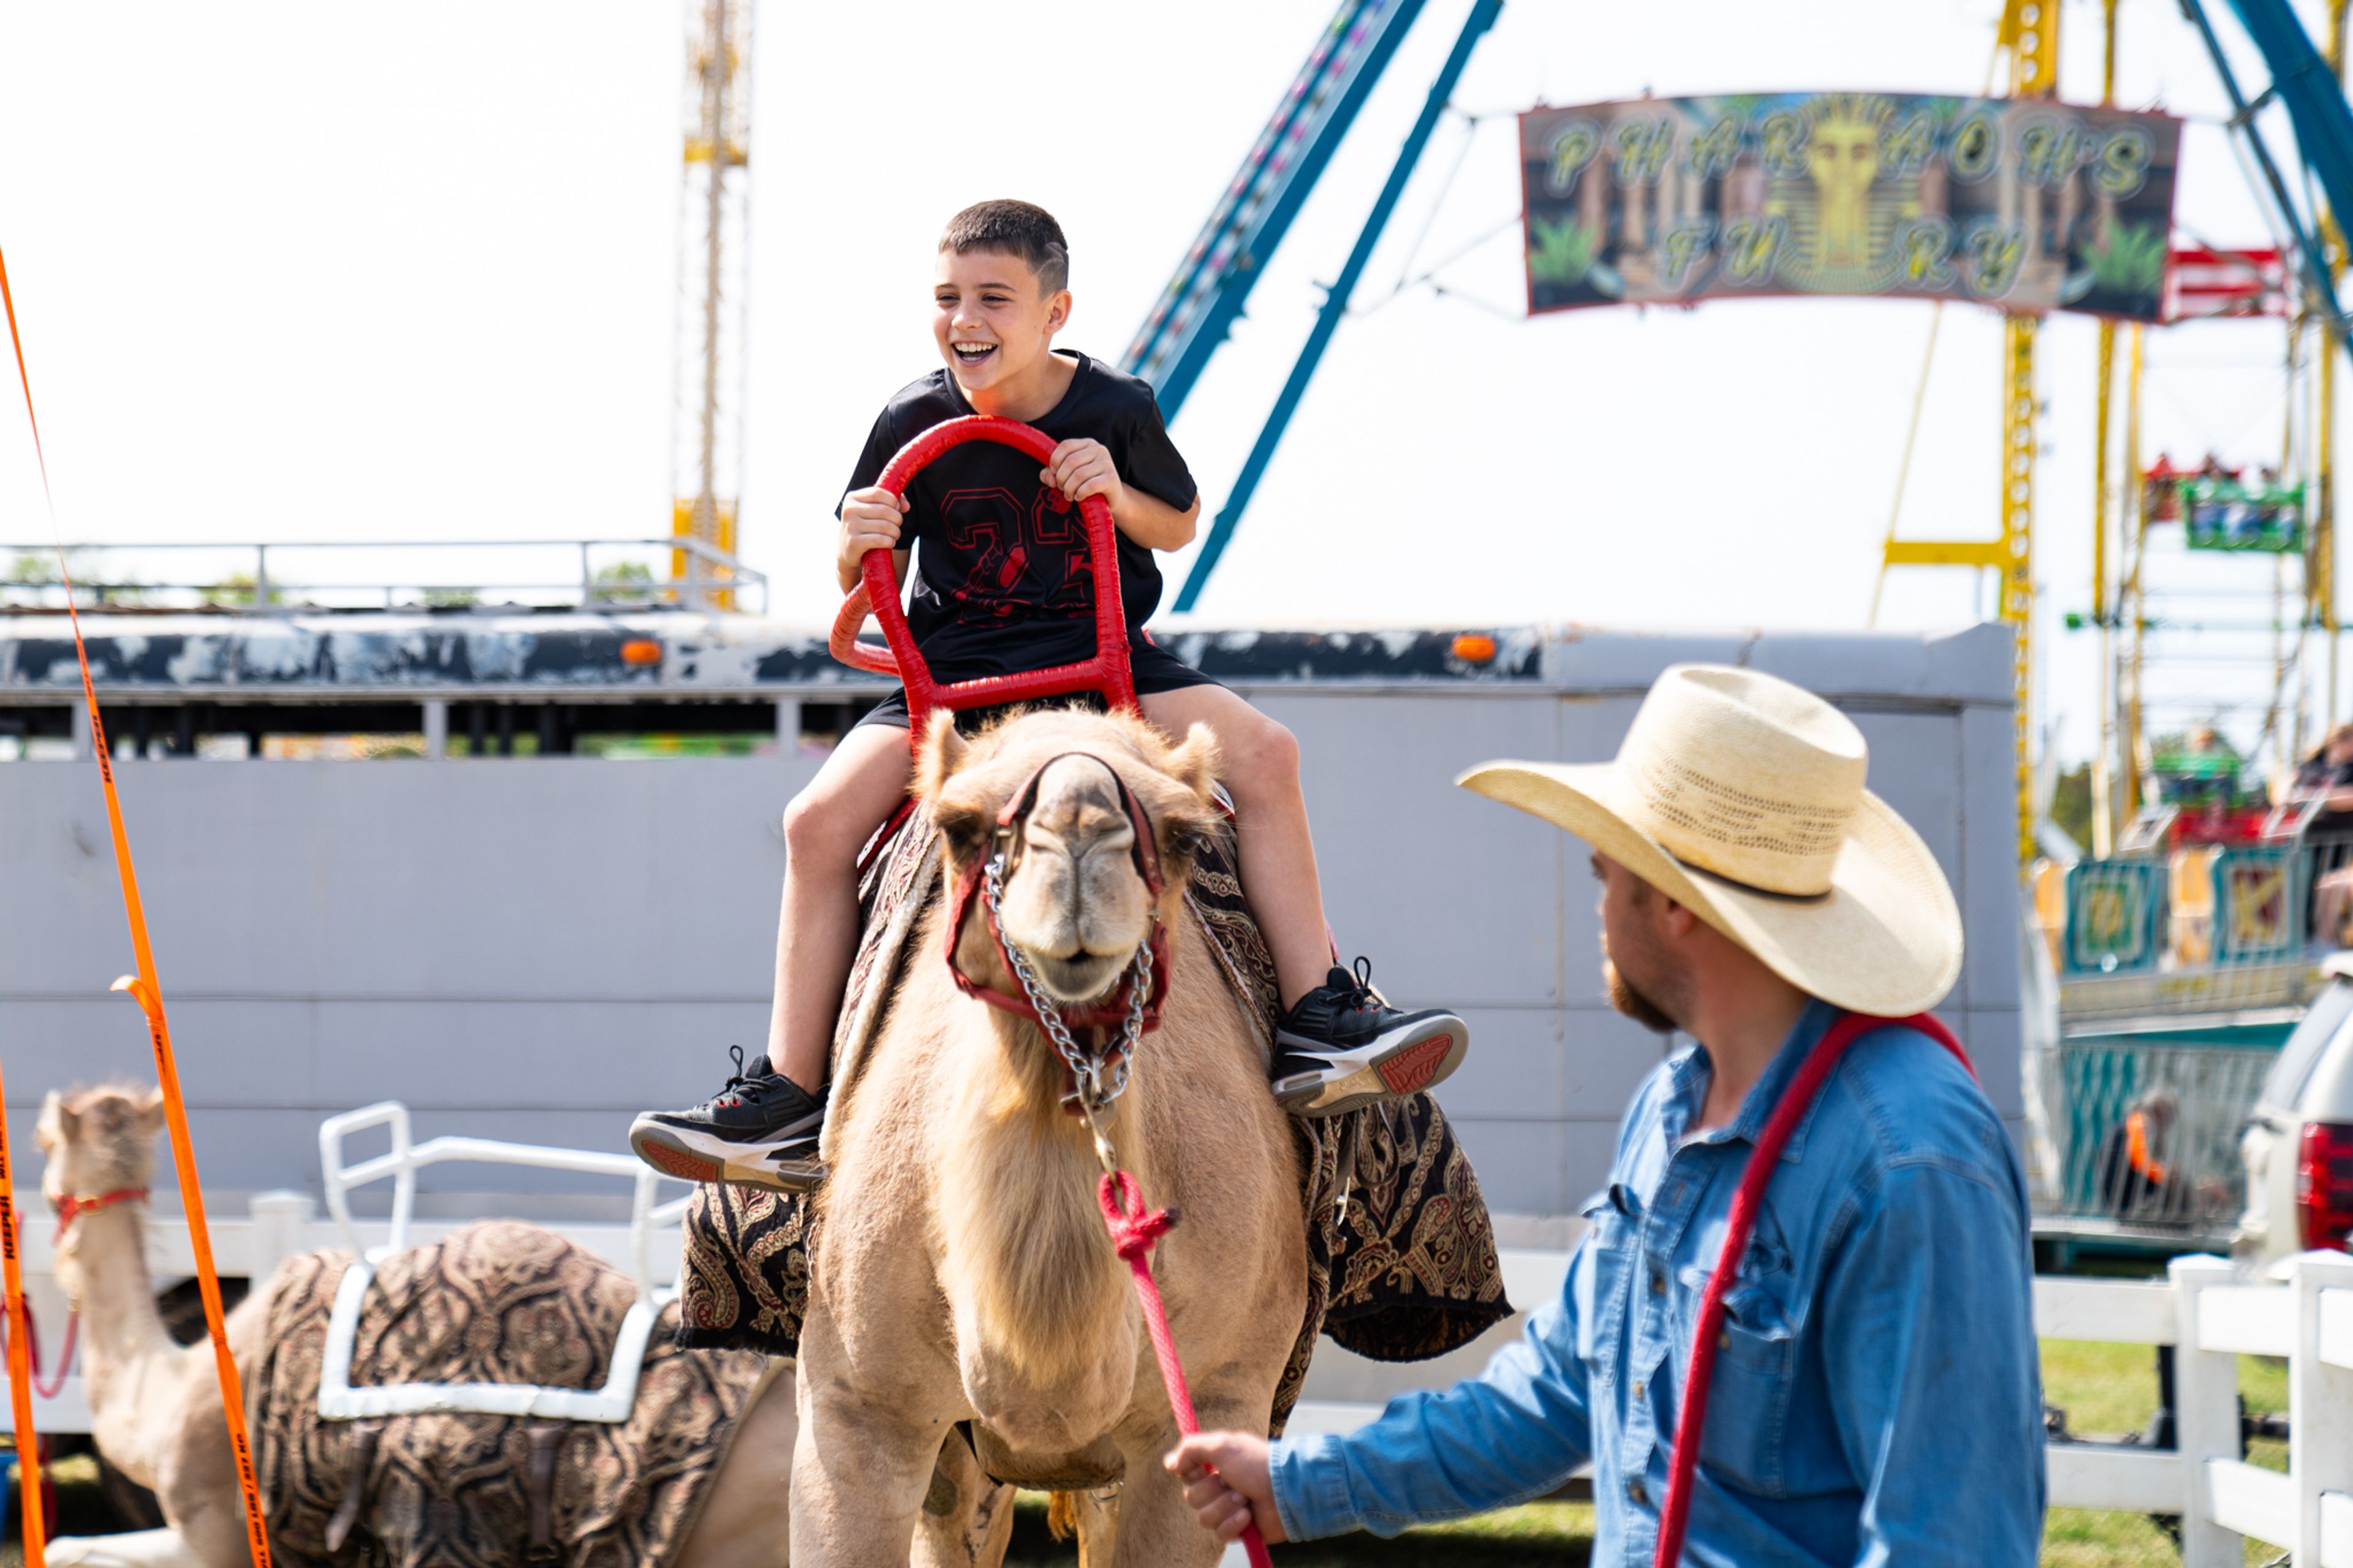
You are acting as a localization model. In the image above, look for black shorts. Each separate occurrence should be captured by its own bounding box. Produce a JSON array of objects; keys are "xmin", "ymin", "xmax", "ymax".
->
[{"xmin": 852, "ymin": 635, "xmax": 1220, "ymax": 733}]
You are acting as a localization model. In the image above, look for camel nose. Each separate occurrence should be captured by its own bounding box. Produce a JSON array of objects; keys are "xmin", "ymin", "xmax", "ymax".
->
[
  {"xmin": 1025, "ymin": 758, "xmax": 1134, "ymax": 875},
  {"xmin": 996, "ymin": 757, "xmax": 1149, "ymax": 977}
]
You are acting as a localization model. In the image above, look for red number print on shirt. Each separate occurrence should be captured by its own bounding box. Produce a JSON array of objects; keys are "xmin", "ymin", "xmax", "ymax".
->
[{"xmin": 940, "ymin": 484, "xmax": 1095, "ymax": 618}]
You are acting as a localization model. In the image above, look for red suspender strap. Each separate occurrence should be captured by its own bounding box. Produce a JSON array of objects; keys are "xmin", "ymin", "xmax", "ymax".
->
[{"xmin": 1651, "ymin": 1010, "xmax": 1972, "ymax": 1567}]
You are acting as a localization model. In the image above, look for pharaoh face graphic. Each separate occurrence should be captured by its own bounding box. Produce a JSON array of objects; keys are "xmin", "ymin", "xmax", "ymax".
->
[
  {"xmin": 1806, "ymin": 104, "xmax": 1883, "ymax": 268},
  {"xmin": 1768, "ymin": 93, "xmax": 1910, "ymax": 293}
]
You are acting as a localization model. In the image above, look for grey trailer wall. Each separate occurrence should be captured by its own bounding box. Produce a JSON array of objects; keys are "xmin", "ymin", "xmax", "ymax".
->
[{"xmin": 0, "ymin": 623, "xmax": 2017, "ymax": 1234}]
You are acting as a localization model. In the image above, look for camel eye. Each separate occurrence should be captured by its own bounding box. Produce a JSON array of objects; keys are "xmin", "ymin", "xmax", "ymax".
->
[
  {"xmin": 933, "ymin": 800, "xmax": 991, "ymax": 860},
  {"xmin": 1164, "ymin": 822, "xmax": 1211, "ymax": 863}
]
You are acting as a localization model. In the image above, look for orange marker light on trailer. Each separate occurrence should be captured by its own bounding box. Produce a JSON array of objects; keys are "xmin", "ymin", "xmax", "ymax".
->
[
  {"xmin": 1452, "ymin": 633, "xmax": 1498, "ymax": 664},
  {"xmin": 620, "ymin": 638, "xmax": 662, "ymax": 666}
]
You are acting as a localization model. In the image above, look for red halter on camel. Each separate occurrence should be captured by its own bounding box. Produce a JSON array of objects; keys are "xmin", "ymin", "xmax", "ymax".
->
[
  {"xmin": 5, "ymin": 1186, "xmax": 153, "ymax": 1407},
  {"xmin": 828, "ymin": 415, "xmax": 1275, "ymax": 1568}
]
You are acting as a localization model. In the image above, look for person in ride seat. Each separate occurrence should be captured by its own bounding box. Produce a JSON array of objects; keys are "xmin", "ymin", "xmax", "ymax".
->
[{"xmin": 628, "ymin": 199, "xmax": 1468, "ymax": 1192}]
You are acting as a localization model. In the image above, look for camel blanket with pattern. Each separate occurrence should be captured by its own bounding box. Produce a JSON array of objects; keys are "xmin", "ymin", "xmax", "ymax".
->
[
  {"xmin": 251, "ymin": 1219, "xmax": 777, "ymax": 1568},
  {"xmin": 676, "ymin": 809, "xmax": 1512, "ymax": 1433}
]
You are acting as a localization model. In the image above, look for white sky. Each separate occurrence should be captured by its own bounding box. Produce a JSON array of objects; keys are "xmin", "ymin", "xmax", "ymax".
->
[{"xmin": 0, "ymin": 0, "xmax": 2336, "ymax": 769}]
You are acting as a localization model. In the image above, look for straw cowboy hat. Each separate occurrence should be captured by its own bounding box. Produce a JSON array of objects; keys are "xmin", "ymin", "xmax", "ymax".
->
[{"xmin": 1457, "ymin": 664, "xmax": 1962, "ymax": 1018}]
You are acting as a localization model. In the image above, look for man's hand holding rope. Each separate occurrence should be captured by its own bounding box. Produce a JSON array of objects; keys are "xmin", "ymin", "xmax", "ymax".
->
[{"xmin": 1165, "ymin": 1432, "xmax": 1286, "ymax": 1545}]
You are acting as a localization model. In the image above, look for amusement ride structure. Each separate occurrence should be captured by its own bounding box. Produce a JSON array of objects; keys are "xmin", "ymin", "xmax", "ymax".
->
[
  {"xmin": 668, "ymin": 0, "xmax": 754, "ymax": 614},
  {"xmin": 1101, "ymin": 0, "xmax": 2353, "ymax": 1258},
  {"xmin": 1118, "ymin": 0, "xmax": 2353, "ymax": 879}
]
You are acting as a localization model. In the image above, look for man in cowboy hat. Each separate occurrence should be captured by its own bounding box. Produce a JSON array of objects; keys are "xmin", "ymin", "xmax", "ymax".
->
[{"xmin": 1168, "ymin": 664, "xmax": 2044, "ymax": 1564}]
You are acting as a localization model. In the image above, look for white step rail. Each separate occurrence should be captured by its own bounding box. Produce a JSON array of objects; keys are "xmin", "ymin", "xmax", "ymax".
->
[
  {"xmin": 317, "ymin": 1100, "xmax": 694, "ymax": 1296},
  {"xmin": 311, "ymin": 1103, "xmax": 696, "ymax": 1422}
]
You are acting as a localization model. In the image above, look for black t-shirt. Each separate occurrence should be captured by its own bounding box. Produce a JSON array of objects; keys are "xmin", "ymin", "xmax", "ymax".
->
[
  {"xmin": 842, "ymin": 352, "xmax": 1197, "ymax": 678},
  {"xmin": 2300, "ymin": 755, "xmax": 2353, "ymax": 830},
  {"xmin": 2300, "ymin": 756, "xmax": 2353, "ymax": 791}
]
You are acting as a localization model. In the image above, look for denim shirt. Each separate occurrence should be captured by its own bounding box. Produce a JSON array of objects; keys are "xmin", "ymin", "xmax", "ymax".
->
[{"xmin": 1270, "ymin": 999, "xmax": 2046, "ymax": 1566}]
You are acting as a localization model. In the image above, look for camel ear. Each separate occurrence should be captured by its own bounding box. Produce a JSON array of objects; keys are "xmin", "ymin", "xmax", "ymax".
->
[
  {"xmin": 915, "ymin": 711, "xmax": 990, "ymax": 857},
  {"xmin": 37, "ymin": 1091, "xmax": 72, "ymax": 1153},
  {"xmin": 912, "ymin": 710, "xmax": 968, "ymax": 802},
  {"xmin": 1161, "ymin": 722, "xmax": 1222, "ymax": 805}
]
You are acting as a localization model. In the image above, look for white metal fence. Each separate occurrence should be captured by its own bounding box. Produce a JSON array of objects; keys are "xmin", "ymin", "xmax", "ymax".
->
[{"xmin": 2039, "ymin": 1253, "xmax": 2353, "ymax": 1564}]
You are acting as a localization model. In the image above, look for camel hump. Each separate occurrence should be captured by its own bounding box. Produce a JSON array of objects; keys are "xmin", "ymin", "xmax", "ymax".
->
[
  {"xmin": 251, "ymin": 1218, "xmax": 773, "ymax": 1568},
  {"xmin": 355, "ymin": 1219, "xmax": 642, "ymax": 1390}
]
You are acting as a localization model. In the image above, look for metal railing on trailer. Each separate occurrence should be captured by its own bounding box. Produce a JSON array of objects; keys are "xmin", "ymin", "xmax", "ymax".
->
[
  {"xmin": 2031, "ymin": 1021, "xmax": 2290, "ymax": 1247},
  {"xmin": 2033, "ymin": 816, "xmax": 2353, "ymax": 1252},
  {"xmin": 0, "ymin": 537, "xmax": 768, "ymax": 616}
]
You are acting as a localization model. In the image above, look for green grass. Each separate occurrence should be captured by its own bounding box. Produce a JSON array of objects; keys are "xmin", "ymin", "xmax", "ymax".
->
[
  {"xmin": 2040, "ymin": 1339, "xmax": 2289, "ymax": 1567},
  {"xmin": 1003, "ymin": 1496, "xmax": 1597, "ymax": 1566}
]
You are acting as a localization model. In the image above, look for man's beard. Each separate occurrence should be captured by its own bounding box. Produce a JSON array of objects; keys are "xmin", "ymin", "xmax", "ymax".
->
[{"xmin": 1605, "ymin": 958, "xmax": 1679, "ymax": 1035}]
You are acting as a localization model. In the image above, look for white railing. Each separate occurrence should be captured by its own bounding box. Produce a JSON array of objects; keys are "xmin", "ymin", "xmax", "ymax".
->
[
  {"xmin": 318, "ymin": 1100, "xmax": 692, "ymax": 1300},
  {"xmin": 2038, "ymin": 1252, "xmax": 2353, "ymax": 1566},
  {"xmin": 312, "ymin": 1102, "xmax": 695, "ymax": 1421}
]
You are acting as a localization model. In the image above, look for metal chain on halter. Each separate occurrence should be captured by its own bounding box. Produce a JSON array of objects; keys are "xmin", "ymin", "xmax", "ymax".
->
[{"xmin": 983, "ymin": 850, "xmax": 1154, "ymax": 1152}]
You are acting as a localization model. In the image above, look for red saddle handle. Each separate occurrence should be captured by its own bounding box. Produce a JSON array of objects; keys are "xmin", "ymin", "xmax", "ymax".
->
[{"xmin": 828, "ymin": 415, "xmax": 1138, "ymax": 738}]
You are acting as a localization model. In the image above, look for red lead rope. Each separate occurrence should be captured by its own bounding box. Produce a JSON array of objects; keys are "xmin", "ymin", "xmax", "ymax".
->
[
  {"xmin": 1097, "ymin": 1171, "xmax": 1276, "ymax": 1568},
  {"xmin": 1651, "ymin": 1010, "xmax": 1973, "ymax": 1567},
  {"xmin": 0, "ymin": 1309, "xmax": 75, "ymax": 1404}
]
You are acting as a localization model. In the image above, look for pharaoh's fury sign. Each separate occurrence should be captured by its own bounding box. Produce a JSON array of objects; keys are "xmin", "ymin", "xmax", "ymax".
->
[{"xmin": 1519, "ymin": 93, "xmax": 2180, "ymax": 320}]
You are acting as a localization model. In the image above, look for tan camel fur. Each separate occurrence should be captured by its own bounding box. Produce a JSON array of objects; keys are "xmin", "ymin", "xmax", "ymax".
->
[
  {"xmin": 793, "ymin": 708, "xmax": 1308, "ymax": 1568},
  {"xmin": 37, "ymin": 1084, "xmax": 802, "ymax": 1568}
]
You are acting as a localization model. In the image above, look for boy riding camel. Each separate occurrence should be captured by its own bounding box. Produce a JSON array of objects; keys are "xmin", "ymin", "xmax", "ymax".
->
[{"xmin": 630, "ymin": 199, "xmax": 1468, "ymax": 1191}]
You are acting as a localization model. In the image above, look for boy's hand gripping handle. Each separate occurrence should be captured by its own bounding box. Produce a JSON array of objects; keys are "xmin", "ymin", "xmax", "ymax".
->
[{"xmin": 829, "ymin": 415, "xmax": 1137, "ymax": 736}]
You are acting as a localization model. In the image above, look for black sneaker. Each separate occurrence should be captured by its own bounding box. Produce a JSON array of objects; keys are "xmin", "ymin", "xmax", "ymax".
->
[
  {"xmin": 628, "ymin": 1046, "xmax": 827, "ymax": 1192},
  {"xmin": 1271, "ymin": 959, "xmax": 1469, "ymax": 1118}
]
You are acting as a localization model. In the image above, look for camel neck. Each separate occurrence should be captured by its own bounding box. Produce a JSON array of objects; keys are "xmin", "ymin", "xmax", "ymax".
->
[
  {"xmin": 59, "ymin": 1205, "xmax": 175, "ymax": 1370},
  {"xmin": 984, "ymin": 1011, "xmax": 1144, "ymax": 1159},
  {"xmin": 938, "ymin": 1009, "xmax": 1145, "ymax": 1384},
  {"xmin": 55, "ymin": 1202, "xmax": 184, "ymax": 1496}
]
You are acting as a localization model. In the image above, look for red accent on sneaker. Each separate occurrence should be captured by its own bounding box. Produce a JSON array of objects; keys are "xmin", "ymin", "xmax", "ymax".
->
[
  {"xmin": 1377, "ymin": 1036, "xmax": 1454, "ymax": 1096},
  {"xmin": 637, "ymin": 1141, "xmax": 721, "ymax": 1184}
]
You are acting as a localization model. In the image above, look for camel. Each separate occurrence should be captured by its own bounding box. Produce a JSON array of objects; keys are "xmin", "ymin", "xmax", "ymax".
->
[
  {"xmin": 792, "ymin": 706, "xmax": 1308, "ymax": 1567},
  {"xmin": 36, "ymin": 1083, "xmax": 803, "ymax": 1568}
]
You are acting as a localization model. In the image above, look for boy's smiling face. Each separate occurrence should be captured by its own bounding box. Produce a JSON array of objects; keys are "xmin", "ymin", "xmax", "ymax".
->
[{"xmin": 933, "ymin": 245, "xmax": 1070, "ymax": 400}]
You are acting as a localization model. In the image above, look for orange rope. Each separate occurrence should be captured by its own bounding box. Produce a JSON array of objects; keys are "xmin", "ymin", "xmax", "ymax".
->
[
  {"xmin": 0, "ymin": 239, "xmax": 276, "ymax": 1567},
  {"xmin": 0, "ymin": 1046, "xmax": 48, "ymax": 1567}
]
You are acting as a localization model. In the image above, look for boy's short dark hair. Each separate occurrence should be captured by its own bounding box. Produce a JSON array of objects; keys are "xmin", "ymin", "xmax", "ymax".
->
[{"xmin": 940, "ymin": 200, "xmax": 1069, "ymax": 295}]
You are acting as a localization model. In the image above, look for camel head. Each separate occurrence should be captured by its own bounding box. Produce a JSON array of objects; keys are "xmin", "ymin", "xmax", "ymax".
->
[
  {"xmin": 917, "ymin": 706, "xmax": 1222, "ymax": 1010},
  {"xmin": 37, "ymin": 1084, "xmax": 165, "ymax": 1222}
]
